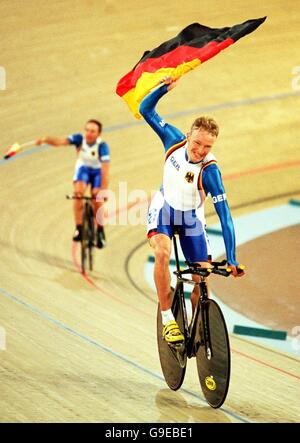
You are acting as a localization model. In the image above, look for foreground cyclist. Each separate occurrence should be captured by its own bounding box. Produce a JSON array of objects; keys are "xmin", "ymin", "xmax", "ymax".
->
[
  {"xmin": 36, "ymin": 119, "xmax": 110, "ymax": 248},
  {"xmin": 139, "ymin": 77, "xmax": 245, "ymax": 344}
]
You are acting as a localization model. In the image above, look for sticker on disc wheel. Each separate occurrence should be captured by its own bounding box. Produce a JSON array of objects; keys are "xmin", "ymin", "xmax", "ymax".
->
[{"xmin": 205, "ymin": 375, "xmax": 217, "ymax": 391}]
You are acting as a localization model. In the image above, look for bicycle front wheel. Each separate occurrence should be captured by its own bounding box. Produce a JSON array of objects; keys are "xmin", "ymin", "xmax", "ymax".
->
[
  {"xmin": 157, "ymin": 285, "xmax": 187, "ymax": 391},
  {"xmin": 196, "ymin": 299, "xmax": 230, "ymax": 408}
]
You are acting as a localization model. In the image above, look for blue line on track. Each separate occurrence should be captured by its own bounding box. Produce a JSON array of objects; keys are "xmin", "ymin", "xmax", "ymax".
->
[
  {"xmin": 0, "ymin": 286, "xmax": 251, "ymax": 423},
  {"xmin": 1, "ymin": 89, "xmax": 300, "ymax": 164},
  {"xmin": 104, "ymin": 89, "xmax": 300, "ymax": 132},
  {"xmin": 0, "ymin": 145, "xmax": 49, "ymax": 165}
]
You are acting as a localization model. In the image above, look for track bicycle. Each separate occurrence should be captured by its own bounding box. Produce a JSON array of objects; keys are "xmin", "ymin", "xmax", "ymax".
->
[
  {"xmin": 66, "ymin": 194, "xmax": 95, "ymax": 274},
  {"xmin": 157, "ymin": 234, "xmax": 233, "ymax": 408}
]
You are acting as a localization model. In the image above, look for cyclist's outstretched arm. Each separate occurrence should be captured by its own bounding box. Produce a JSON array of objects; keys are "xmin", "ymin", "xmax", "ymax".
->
[
  {"xmin": 35, "ymin": 136, "xmax": 71, "ymax": 147},
  {"xmin": 139, "ymin": 80, "xmax": 185, "ymax": 152},
  {"xmin": 202, "ymin": 164, "xmax": 244, "ymax": 276}
]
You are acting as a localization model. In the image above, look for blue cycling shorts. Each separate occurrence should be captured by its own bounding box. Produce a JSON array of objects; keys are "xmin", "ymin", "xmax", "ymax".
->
[
  {"xmin": 73, "ymin": 165, "xmax": 102, "ymax": 189},
  {"xmin": 147, "ymin": 192, "xmax": 211, "ymax": 263}
]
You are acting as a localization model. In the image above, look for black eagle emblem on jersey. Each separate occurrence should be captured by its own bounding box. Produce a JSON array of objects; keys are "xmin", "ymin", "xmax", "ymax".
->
[{"xmin": 185, "ymin": 171, "xmax": 194, "ymax": 183}]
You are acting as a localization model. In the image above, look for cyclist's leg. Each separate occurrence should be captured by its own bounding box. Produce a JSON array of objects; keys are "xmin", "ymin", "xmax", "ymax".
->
[
  {"xmin": 190, "ymin": 227, "xmax": 213, "ymax": 309},
  {"xmin": 90, "ymin": 168, "xmax": 102, "ymax": 226},
  {"xmin": 179, "ymin": 210, "xmax": 211, "ymax": 312},
  {"xmin": 190, "ymin": 265, "xmax": 210, "ymax": 313},
  {"xmin": 147, "ymin": 192, "xmax": 173, "ymax": 311},
  {"xmin": 91, "ymin": 187, "xmax": 102, "ymax": 225},
  {"xmin": 149, "ymin": 233, "xmax": 172, "ymax": 311},
  {"xmin": 72, "ymin": 166, "xmax": 89, "ymax": 240},
  {"xmin": 92, "ymin": 187, "xmax": 106, "ymax": 248},
  {"xmin": 90, "ymin": 169, "xmax": 106, "ymax": 248},
  {"xmin": 148, "ymin": 193, "xmax": 184, "ymax": 343},
  {"xmin": 73, "ymin": 165, "xmax": 90, "ymax": 223},
  {"xmin": 151, "ymin": 232, "xmax": 184, "ymax": 343},
  {"xmin": 73, "ymin": 180, "xmax": 87, "ymax": 221}
]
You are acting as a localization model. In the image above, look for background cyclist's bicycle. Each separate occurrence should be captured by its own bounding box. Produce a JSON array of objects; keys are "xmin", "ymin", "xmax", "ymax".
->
[{"xmin": 67, "ymin": 194, "xmax": 95, "ymax": 274}]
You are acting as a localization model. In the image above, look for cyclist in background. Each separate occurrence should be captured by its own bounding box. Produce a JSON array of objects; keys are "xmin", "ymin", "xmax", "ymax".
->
[{"xmin": 36, "ymin": 119, "xmax": 110, "ymax": 248}]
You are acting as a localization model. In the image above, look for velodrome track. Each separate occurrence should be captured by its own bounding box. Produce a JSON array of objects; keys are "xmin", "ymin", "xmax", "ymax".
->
[{"xmin": 0, "ymin": 0, "xmax": 299, "ymax": 422}]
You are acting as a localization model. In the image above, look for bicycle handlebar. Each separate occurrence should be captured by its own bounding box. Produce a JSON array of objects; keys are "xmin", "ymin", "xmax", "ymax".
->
[
  {"xmin": 212, "ymin": 267, "xmax": 232, "ymax": 277},
  {"xmin": 66, "ymin": 194, "xmax": 94, "ymax": 201},
  {"xmin": 179, "ymin": 262, "xmax": 232, "ymax": 278},
  {"xmin": 180, "ymin": 262, "xmax": 246, "ymax": 278},
  {"xmin": 210, "ymin": 259, "xmax": 227, "ymax": 267}
]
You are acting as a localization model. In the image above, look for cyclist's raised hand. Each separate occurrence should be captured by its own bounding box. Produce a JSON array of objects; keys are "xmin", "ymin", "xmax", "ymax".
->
[{"xmin": 160, "ymin": 76, "xmax": 178, "ymax": 91}]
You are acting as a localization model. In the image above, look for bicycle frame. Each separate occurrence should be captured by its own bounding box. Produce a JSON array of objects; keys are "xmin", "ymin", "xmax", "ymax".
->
[{"xmin": 171, "ymin": 235, "xmax": 221, "ymax": 360}]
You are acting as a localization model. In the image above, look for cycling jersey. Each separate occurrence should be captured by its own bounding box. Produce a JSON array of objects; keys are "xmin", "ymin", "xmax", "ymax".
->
[{"xmin": 67, "ymin": 133, "xmax": 110, "ymax": 189}]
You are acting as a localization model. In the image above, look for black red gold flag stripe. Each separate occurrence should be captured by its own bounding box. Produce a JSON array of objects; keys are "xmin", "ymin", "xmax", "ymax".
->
[{"xmin": 116, "ymin": 17, "xmax": 266, "ymax": 118}]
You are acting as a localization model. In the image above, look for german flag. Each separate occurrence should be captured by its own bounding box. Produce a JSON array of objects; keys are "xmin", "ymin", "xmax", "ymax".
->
[
  {"xmin": 116, "ymin": 17, "xmax": 266, "ymax": 119},
  {"xmin": 3, "ymin": 142, "xmax": 22, "ymax": 159}
]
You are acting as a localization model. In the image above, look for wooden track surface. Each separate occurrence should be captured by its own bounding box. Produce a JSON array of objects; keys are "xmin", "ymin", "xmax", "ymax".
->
[{"xmin": 0, "ymin": 0, "xmax": 299, "ymax": 422}]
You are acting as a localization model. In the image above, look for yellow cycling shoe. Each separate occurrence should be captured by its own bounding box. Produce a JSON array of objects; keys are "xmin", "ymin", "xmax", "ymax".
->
[{"xmin": 162, "ymin": 320, "xmax": 184, "ymax": 344}]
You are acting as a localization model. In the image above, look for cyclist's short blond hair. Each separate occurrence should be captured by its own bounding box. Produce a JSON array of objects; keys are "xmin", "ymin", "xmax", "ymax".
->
[{"xmin": 191, "ymin": 116, "xmax": 219, "ymax": 137}]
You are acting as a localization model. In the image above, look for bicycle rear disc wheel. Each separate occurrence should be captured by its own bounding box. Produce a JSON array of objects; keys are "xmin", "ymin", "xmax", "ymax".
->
[
  {"xmin": 157, "ymin": 286, "xmax": 187, "ymax": 391},
  {"xmin": 196, "ymin": 299, "xmax": 230, "ymax": 408}
]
